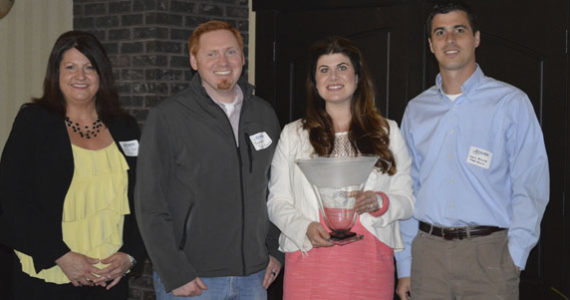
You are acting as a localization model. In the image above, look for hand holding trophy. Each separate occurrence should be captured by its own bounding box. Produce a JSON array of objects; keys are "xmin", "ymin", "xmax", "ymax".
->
[{"xmin": 296, "ymin": 156, "xmax": 383, "ymax": 245}]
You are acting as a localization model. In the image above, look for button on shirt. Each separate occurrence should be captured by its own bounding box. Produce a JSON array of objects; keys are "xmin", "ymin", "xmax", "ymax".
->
[{"xmin": 395, "ymin": 65, "xmax": 549, "ymax": 277}]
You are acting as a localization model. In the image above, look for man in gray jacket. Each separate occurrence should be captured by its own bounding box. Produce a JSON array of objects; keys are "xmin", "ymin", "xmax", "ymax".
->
[{"xmin": 135, "ymin": 20, "xmax": 282, "ymax": 299}]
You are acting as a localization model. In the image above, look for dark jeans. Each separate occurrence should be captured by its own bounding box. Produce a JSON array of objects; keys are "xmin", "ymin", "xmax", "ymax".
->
[{"xmin": 153, "ymin": 270, "xmax": 267, "ymax": 300}]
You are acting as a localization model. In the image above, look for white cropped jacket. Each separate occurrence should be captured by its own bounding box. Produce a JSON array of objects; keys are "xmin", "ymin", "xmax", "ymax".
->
[{"xmin": 267, "ymin": 119, "xmax": 415, "ymax": 254}]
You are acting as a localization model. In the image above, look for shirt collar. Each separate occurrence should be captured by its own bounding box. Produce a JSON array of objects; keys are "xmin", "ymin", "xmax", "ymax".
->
[
  {"xmin": 436, "ymin": 64, "xmax": 484, "ymax": 98},
  {"xmin": 209, "ymin": 85, "xmax": 244, "ymax": 113}
]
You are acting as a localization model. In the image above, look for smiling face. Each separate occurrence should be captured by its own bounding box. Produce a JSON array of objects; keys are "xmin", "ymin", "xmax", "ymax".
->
[
  {"xmin": 190, "ymin": 29, "xmax": 245, "ymax": 102},
  {"xmin": 59, "ymin": 48, "xmax": 100, "ymax": 107},
  {"xmin": 314, "ymin": 53, "xmax": 358, "ymax": 107},
  {"xmin": 428, "ymin": 10, "xmax": 480, "ymax": 75}
]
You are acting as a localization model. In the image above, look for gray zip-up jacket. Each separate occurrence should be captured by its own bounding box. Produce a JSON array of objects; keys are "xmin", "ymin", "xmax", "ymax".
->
[{"xmin": 135, "ymin": 74, "xmax": 281, "ymax": 292}]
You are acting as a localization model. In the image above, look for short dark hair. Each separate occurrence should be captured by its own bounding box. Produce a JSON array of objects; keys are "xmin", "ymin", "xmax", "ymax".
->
[
  {"xmin": 33, "ymin": 30, "xmax": 124, "ymax": 124},
  {"xmin": 426, "ymin": 1, "xmax": 478, "ymax": 37}
]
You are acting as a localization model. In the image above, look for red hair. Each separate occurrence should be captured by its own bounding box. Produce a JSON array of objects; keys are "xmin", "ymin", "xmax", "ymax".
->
[{"xmin": 188, "ymin": 20, "xmax": 244, "ymax": 56}]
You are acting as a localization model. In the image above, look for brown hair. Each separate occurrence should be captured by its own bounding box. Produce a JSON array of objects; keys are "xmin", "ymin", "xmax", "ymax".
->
[
  {"xmin": 188, "ymin": 20, "xmax": 244, "ymax": 56},
  {"xmin": 303, "ymin": 36, "xmax": 396, "ymax": 174},
  {"xmin": 33, "ymin": 30, "xmax": 125, "ymax": 124}
]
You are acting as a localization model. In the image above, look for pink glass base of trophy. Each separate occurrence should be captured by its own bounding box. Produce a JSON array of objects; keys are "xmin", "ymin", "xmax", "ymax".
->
[
  {"xmin": 318, "ymin": 185, "xmax": 364, "ymax": 245},
  {"xmin": 296, "ymin": 156, "xmax": 379, "ymax": 246},
  {"xmin": 323, "ymin": 208, "xmax": 357, "ymax": 239},
  {"xmin": 324, "ymin": 207, "xmax": 355, "ymax": 234}
]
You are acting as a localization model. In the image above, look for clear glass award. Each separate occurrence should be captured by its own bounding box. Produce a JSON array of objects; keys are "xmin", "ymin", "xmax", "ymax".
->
[{"xmin": 296, "ymin": 156, "xmax": 379, "ymax": 245}]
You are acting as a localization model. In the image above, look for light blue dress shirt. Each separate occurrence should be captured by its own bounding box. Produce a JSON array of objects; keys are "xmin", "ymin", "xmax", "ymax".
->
[{"xmin": 395, "ymin": 65, "xmax": 549, "ymax": 277}]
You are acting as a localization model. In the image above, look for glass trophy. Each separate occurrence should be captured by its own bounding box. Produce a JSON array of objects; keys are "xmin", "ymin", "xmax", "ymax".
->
[{"xmin": 296, "ymin": 156, "xmax": 379, "ymax": 245}]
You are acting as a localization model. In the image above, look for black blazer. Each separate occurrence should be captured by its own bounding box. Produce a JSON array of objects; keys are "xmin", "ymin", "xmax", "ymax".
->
[{"xmin": 0, "ymin": 103, "xmax": 145, "ymax": 273}]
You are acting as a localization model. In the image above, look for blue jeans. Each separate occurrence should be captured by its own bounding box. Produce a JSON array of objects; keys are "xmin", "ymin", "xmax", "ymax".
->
[{"xmin": 153, "ymin": 270, "xmax": 267, "ymax": 300}]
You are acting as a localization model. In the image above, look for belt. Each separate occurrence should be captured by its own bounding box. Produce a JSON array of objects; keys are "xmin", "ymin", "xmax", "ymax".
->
[{"xmin": 419, "ymin": 221, "xmax": 505, "ymax": 240}]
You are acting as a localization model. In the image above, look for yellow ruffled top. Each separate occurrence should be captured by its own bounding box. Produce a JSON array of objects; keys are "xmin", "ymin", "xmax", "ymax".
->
[{"xmin": 15, "ymin": 142, "xmax": 130, "ymax": 284}]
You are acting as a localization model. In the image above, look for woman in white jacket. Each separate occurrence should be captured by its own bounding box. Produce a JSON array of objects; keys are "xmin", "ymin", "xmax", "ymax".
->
[{"xmin": 267, "ymin": 36, "xmax": 414, "ymax": 299}]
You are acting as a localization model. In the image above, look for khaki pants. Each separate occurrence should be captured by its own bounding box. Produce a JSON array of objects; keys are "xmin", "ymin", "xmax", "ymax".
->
[{"xmin": 411, "ymin": 230, "xmax": 520, "ymax": 300}]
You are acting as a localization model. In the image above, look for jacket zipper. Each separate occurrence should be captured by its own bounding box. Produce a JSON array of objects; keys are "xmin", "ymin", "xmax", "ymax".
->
[
  {"xmin": 244, "ymin": 132, "xmax": 253, "ymax": 173},
  {"xmin": 210, "ymin": 92, "xmax": 248, "ymax": 275},
  {"xmin": 236, "ymin": 146, "xmax": 247, "ymax": 275}
]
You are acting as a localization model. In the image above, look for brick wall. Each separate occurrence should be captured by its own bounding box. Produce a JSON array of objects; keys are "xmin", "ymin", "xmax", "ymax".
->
[
  {"xmin": 73, "ymin": 1, "xmax": 249, "ymax": 298},
  {"xmin": 74, "ymin": 0, "xmax": 249, "ymax": 125}
]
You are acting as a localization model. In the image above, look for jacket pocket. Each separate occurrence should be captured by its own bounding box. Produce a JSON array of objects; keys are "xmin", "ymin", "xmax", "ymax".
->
[{"xmin": 178, "ymin": 202, "xmax": 194, "ymax": 250}]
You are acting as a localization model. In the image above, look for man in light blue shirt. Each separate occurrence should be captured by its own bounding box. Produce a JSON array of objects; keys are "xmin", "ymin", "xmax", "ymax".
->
[{"xmin": 395, "ymin": 2, "xmax": 549, "ymax": 299}]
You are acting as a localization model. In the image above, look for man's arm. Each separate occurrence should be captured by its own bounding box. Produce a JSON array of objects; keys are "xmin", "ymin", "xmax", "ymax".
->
[
  {"xmin": 135, "ymin": 109, "xmax": 198, "ymax": 292},
  {"xmin": 394, "ymin": 217, "xmax": 418, "ymax": 277},
  {"xmin": 264, "ymin": 217, "xmax": 283, "ymax": 288},
  {"xmin": 266, "ymin": 223, "xmax": 284, "ymax": 264},
  {"xmin": 394, "ymin": 107, "xmax": 421, "ymax": 276},
  {"xmin": 395, "ymin": 217, "xmax": 418, "ymax": 300},
  {"xmin": 265, "ymin": 111, "xmax": 285, "ymax": 266},
  {"xmin": 394, "ymin": 107, "xmax": 421, "ymax": 299},
  {"xmin": 506, "ymin": 93, "xmax": 549, "ymax": 269}
]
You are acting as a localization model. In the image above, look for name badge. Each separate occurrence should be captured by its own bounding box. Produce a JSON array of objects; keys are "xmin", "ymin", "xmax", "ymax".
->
[
  {"xmin": 119, "ymin": 140, "xmax": 139, "ymax": 157},
  {"xmin": 466, "ymin": 146, "xmax": 492, "ymax": 169},
  {"xmin": 248, "ymin": 132, "xmax": 272, "ymax": 151}
]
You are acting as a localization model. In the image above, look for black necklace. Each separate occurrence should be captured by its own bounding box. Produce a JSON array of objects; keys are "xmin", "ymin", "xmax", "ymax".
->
[{"xmin": 65, "ymin": 116, "xmax": 103, "ymax": 139}]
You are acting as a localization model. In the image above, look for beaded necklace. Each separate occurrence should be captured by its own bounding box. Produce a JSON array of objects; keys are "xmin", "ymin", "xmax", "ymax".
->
[{"xmin": 65, "ymin": 116, "xmax": 103, "ymax": 139}]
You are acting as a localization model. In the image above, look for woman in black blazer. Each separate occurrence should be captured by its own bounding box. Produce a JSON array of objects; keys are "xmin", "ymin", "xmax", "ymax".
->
[{"xmin": 0, "ymin": 31, "xmax": 145, "ymax": 300}]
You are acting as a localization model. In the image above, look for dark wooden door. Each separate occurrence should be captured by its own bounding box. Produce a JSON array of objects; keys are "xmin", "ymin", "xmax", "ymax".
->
[
  {"xmin": 254, "ymin": 0, "xmax": 426, "ymax": 126},
  {"xmin": 254, "ymin": 0, "xmax": 569, "ymax": 299}
]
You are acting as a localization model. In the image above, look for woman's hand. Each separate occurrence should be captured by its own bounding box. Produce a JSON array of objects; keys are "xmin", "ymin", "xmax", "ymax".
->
[
  {"xmin": 55, "ymin": 251, "xmax": 100, "ymax": 287},
  {"xmin": 92, "ymin": 252, "xmax": 133, "ymax": 289},
  {"xmin": 355, "ymin": 191, "xmax": 383, "ymax": 215},
  {"xmin": 306, "ymin": 222, "xmax": 334, "ymax": 247}
]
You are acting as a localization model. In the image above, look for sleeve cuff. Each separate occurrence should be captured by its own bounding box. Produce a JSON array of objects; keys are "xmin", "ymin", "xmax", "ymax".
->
[
  {"xmin": 395, "ymin": 258, "xmax": 411, "ymax": 278},
  {"xmin": 394, "ymin": 245, "xmax": 412, "ymax": 278},
  {"xmin": 508, "ymin": 239, "xmax": 529, "ymax": 270},
  {"xmin": 370, "ymin": 192, "xmax": 389, "ymax": 217}
]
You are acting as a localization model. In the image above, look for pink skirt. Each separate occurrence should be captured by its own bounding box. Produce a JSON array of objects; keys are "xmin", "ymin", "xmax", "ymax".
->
[{"xmin": 283, "ymin": 214, "xmax": 395, "ymax": 300}]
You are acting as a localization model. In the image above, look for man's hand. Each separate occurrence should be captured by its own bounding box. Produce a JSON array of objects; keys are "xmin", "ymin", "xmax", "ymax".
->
[
  {"xmin": 396, "ymin": 277, "xmax": 411, "ymax": 300},
  {"xmin": 172, "ymin": 277, "xmax": 208, "ymax": 297},
  {"xmin": 55, "ymin": 251, "xmax": 100, "ymax": 287},
  {"xmin": 306, "ymin": 222, "xmax": 333, "ymax": 247},
  {"xmin": 262, "ymin": 255, "xmax": 282, "ymax": 289}
]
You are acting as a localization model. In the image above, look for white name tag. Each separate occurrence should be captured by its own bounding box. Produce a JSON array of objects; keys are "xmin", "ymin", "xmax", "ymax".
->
[
  {"xmin": 248, "ymin": 132, "xmax": 272, "ymax": 151},
  {"xmin": 466, "ymin": 146, "xmax": 492, "ymax": 169},
  {"xmin": 119, "ymin": 140, "xmax": 139, "ymax": 157}
]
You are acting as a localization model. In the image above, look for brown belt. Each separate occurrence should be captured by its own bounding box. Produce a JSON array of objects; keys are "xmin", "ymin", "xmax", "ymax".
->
[{"xmin": 419, "ymin": 221, "xmax": 505, "ymax": 240}]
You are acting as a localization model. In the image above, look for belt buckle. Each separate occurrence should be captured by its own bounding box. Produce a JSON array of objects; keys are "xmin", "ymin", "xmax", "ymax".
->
[
  {"xmin": 442, "ymin": 227, "xmax": 452, "ymax": 240},
  {"xmin": 443, "ymin": 227, "xmax": 460, "ymax": 240}
]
